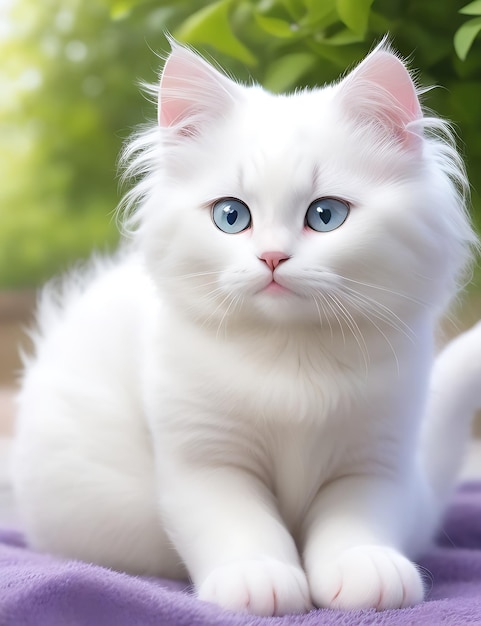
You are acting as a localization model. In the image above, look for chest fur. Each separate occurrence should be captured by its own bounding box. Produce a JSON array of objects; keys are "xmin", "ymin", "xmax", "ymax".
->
[{"xmin": 150, "ymin": 322, "xmax": 427, "ymax": 535}]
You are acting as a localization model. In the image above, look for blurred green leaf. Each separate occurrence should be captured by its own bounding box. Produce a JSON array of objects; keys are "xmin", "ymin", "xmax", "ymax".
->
[
  {"xmin": 454, "ymin": 16, "xmax": 481, "ymax": 60},
  {"xmin": 460, "ymin": 0, "xmax": 481, "ymax": 15},
  {"xmin": 175, "ymin": 0, "xmax": 257, "ymax": 65},
  {"xmin": 109, "ymin": 0, "xmax": 175, "ymax": 17},
  {"xmin": 254, "ymin": 14, "xmax": 297, "ymax": 38},
  {"xmin": 304, "ymin": 0, "xmax": 336, "ymax": 24},
  {"xmin": 263, "ymin": 52, "xmax": 318, "ymax": 91},
  {"xmin": 336, "ymin": 0, "xmax": 374, "ymax": 36},
  {"xmin": 324, "ymin": 28, "xmax": 365, "ymax": 45},
  {"xmin": 2, "ymin": 0, "xmax": 481, "ymax": 290},
  {"xmin": 280, "ymin": 0, "xmax": 304, "ymax": 20},
  {"xmin": 110, "ymin": 0, "xmax": 134, "ymax": 19}
]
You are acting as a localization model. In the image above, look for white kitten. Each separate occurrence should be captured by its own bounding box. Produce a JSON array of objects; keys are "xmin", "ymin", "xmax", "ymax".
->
[{"xmin": 11, "ymin": 40, "xmax": 481, "ymax": 616}]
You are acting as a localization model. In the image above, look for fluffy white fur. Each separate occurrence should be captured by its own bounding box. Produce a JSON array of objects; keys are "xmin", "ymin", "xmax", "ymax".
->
[{"xmin": 11, "ymin": 40, "xmax": 481, "ymax": 616}]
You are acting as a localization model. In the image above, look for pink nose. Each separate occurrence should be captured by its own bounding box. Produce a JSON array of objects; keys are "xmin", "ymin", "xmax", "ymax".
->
[{"xmin": 259, "ymin": 251, "xmax": 290, "ymax": 271}]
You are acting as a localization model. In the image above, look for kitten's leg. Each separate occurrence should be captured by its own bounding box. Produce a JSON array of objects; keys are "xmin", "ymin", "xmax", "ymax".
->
[
  {"xmin": 157, "ymin": 461, "xmax": 311, "ymax": 616},
  {"xmin": 302, "ymin": 474, "xmax": 430, "ymax": 610}
]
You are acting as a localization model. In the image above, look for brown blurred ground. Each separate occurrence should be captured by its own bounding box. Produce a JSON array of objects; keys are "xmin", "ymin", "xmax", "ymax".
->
[{"xmin": 0, "ymin": 290, "xmax": 35, "ymax": 436}]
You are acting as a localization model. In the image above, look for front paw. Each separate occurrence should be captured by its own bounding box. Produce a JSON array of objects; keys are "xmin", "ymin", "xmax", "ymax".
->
[
  {"xmin": 197, "ymin": 559, "xmax": 312, "ymax": 616},
  {"xmin": 310, "ymin": 546, "xmax": 424, "ymax": 610}
]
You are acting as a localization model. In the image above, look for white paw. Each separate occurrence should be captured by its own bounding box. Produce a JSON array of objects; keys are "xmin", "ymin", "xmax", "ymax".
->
[
  {"xmin": 197, "ymin": 559, "xmax": 312, "ymax": 616},
  {"xmin": 310, "ymin": 546, "xmax": 425, "ymax": 610}
]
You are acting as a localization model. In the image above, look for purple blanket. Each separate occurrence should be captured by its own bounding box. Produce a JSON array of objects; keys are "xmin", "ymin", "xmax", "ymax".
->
[{"xmin": 1, "ymin": 484, "xmax": 481, "ymax": 626}]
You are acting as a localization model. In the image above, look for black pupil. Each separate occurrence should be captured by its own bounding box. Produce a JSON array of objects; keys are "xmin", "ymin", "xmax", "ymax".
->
[
  {"xmin": 226, "ymin": 209, "xmax": 238, "ymax": 225},
  {"xmin": 317, "ymin": 207, "xmax": 331, "ymax": 224}
]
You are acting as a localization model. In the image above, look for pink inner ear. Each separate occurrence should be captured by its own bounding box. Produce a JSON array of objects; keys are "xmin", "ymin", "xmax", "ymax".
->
[
  {"xmin": 157, "ymin": 44, "xmax": 238, "ymax": 131},
  {"xmin": 359, "ymin": 50, "xmax": 422, "ymax": 122},
  {"xmin": 339, "ymin": 45, "xmax": 423, "ymax": 148},
  {"xmin": 158, "ymin": 51, "xmax": 199, "ymax": 128}
]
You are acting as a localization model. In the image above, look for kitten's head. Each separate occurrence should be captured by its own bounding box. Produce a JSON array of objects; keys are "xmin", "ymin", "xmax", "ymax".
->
[{"xmin": 123, "ymin": 40, "xmax": 476, "ymax": 332}]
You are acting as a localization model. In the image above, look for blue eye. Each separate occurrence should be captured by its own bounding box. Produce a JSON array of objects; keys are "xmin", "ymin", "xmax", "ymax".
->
[
  {"xmin": 305, "ymin": 198, "xmax": 349, "ymax": 232},
  {"xmin": 212, "ymin": 198, "xmax": 251, "ymax": 234}
]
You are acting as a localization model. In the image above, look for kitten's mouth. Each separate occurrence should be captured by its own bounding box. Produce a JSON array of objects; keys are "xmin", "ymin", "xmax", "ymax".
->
[{"xmin": 261, "ymin": 280, "xmax": 292, "ymax": 295}]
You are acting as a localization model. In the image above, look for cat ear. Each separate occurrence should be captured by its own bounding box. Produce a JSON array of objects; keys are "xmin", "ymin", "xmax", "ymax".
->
[
  {"xmin": 158, "ymin": 40, "xmax": 241, "ymax": 135},
  {"xmin": 337, "ymin": 40, "xmax": 422, "ymax": 147}
]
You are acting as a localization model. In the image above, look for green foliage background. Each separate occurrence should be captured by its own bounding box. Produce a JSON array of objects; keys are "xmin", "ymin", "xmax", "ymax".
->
[{"xmin": 1, "ymin": 0, "xmax": 481, "ymax": 288}]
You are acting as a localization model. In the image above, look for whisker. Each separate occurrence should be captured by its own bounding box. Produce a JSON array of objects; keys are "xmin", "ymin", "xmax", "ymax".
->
[
  {"xmin": 324, "ymin": 292, "xmax": 346, "ymax": 346},
  {"xmin": 173, "ymin": 269, "xmax": 222, "ymax": 280},
  {"xmin": 342, "ymin": 286, "xmax": 416, "ymax": 344},
  {"xmin": 311, "ymin": 295, "xmax": 323, "ymax": 327},
  {"xmin": 321, "ymin": 295, "xmax": 335, "ymax": 341},
  {"xmin": 329, "ymin": 291, "xmax": 370, "ymax": 372},
  {"xmin": 186, "ymin": 279, "xmax": 222, "ymax": 291},
  {"xmin": 201, "ymin": 291, "xmax": 234, "ymax": 329},
  {"xmin": 345, "ymin": 294, "xmax": 401, "ymax": 375},
  {"xmin": 340, "ymin": 276, "xmax": 427, "ymax": 308},
  {"xmin": 216, "ymin": 293, "xmax": 240, "ymax": 339},
  {"xmin": 178, "ymin": 284, "xmax": 226, "ymax": 323},
  {"xmin": 312, "ymin": 294, "xmax": 334, "ymax": 340}
]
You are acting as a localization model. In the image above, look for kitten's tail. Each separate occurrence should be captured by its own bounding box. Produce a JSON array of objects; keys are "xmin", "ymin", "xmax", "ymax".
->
[{"xmin": 422, "ymin": 320, "xmax": 481, "ymax": 507}]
